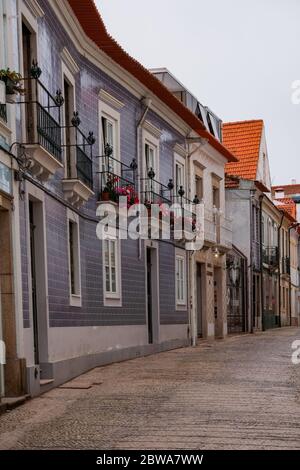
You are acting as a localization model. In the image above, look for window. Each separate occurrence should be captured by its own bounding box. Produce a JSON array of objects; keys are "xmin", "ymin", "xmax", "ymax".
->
[
  {"xmin": 211, "ymin": 174, "xmax": 221, "ymax": 209},
  {"xmin": 174, "ymin": 154, "xmax": 186, "ymax": 216},
  {"xmin": 63, "ymin": 76, "xmax": 75, "ymax": 177},
  {"xmin": 175, "ymin": 160, "xmax": 185, "ymax": 194},
  {"xmin": 103, "ymin": 238, "xmax": 121, "ymax": 304},
  {"xmin": 176, "ymin": 254, "xmax": 186, "ymax": 306},
  {"xmin": 99, "ymin": 101, "xmax": 120, "ymax": 179},
  {"xmin": 101, "ymin": 115, "xmax": 116, "ymax": 174},
  {"xmin": 195, "ymin": 175, "xmax": 203, "ymax": 201},
  {"xmin": 213, "ymin": 186, "xmax": 220, "ymax": 209},
  {"xmin": 144, "ymin": 141, "xmax": 158, "ymax": 196},
  {"xmin": 0, "ymin": 0, "xmax": 8, "ymax": 70},
  {"xmin": 67, "ymin": 211, "xmax": 81, "ymax": 306}
]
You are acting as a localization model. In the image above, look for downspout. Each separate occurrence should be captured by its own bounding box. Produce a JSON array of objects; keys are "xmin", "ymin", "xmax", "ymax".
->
[
  {"xmin": 288, "ymin": 225, "xmax": 292, "ymax": 326},
  {"xmin": 186, "ymin": 135, "xmax": 195, "ymax": 346},
  {"xmin": 259, "ymin": 194, "xmax": 264, "ymax": 331},
  {"xmin": 278, "ymin": 211, "xmax": 285, "ymax": 328},
  {"xmin": 249, "ymin": 189, "xmax": 255, "ymax": 333},
  {"xmin": 288, "ymin": 223, "xmax": 299, "ymax": 326},
  {"xmin": 185, "ymin": 136, "xmax": 207, "ymax": 346},
  {"xmin": 137, "ymin": 97, "xmax": 151, "ymax": 259}
]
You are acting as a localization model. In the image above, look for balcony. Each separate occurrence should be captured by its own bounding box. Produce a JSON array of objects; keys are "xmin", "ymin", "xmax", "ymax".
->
[
  {"xmin": 218, "ymin": 216, "xmax": 233, "ymax": 251},
  {"xmin": 204, "ymin": 208, "xmax": 217, "ymax": 246},
  {"xmin": 282, "ymin": 256, "xmax": 291, "ymax": 275},
  {"xmin": 62, "ymin": 115, "xmax": 95, "ymax": 208},
  {"xmin": 17, "ymin": 66, "xmax": 64, "ymax": 181},
  {"xmin": 98, "ymin": 145, "xmax": 138, "ymax": 207},
  {"xmin": 262, "ymin": 246, "xmax": 279, "ymax": 269}
]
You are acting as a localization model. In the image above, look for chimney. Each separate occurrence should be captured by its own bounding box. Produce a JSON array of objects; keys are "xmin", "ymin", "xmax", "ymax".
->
[
  {"xmin": 274, "ymin": 188, "xmax": 284, "ymax": 199},
  {"xmin": 291, "ymin": 178, "xmax": 297, "ymax": 185}
]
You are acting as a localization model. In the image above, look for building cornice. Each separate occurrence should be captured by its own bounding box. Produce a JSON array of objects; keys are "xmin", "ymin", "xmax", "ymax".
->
[
  {"xmin": 173, "ymin": 143, "xmax": 187, "ymax": 158},
  {"xmin": 143, "ymin": 121, "xmax": 162, "ymax": 139},
  {"xmin": 61, "ymin": 47, "xmax": 80, "ymax": 75},
  {"xmin": 24, "ymin": 0, "xmax": 45, "ymax": 18},
  {"xmin": 99, "ymin": 89, "xmax": 124, "ymax": 110}
]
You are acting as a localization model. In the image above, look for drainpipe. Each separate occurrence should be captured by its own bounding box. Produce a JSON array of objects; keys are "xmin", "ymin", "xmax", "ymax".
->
[
  {"xmin": 259, "ymin": 194, "xmax": 264, "ymax": 331},
  {"xmin": 249, "ymin": 188, "xmax": 256, "ymax": 333},
  {"xmin": 278, "ymin": 211, "xmax": 285, "ymax": 328},
  {"xmin": 136, "ymin": 97, "xmax": 151, "ymax": 259},
  {"xmin": 288, "ymin": 225, "xmax": 292, "ymax": 326},
  {"xmin": 288, "ymin": 223, "xmax": 300, "ymax": 326},
  {"xmin": 185, "ymin": 136, "xmax": 207, "ymax": 346}
]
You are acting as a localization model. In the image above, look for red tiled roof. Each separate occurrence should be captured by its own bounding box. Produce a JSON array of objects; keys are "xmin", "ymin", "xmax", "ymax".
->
[
  {"xmin": 222, "ymin": 120, "xmax": 264, "ymax": 179},
  {"xmin": 274, "ymin": 197, "xmax": 297, "ymax": 221},
  {"xmin": 67, "ymin": 0, "xmax": 237, "ymax": 162}
]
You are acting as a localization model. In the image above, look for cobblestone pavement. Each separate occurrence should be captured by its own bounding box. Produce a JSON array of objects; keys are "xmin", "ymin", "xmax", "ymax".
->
[{"xmin": 0, "ymin": 327, "xmax": 300, "ymax": 450}]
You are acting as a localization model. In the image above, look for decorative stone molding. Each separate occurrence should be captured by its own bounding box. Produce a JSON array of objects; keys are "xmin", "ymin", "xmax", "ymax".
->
[
  {"xmin": 143, "ymin": 120, "xmax": 162, "ymax": 139},
  {"xmin": 99, "ymin": 89, "xmax": 124, "ymax": 110},
  {"xmin": 62, "ymin": 179, "xmax": 94, "ymax": 208},
  {"xmin": 24, "ymin": 0, "xmax": 45, "ymax": 18},
  {"xmin": 173, "ymin": 143, "xmax": 187, "ymax": 158},
  {"xmin": 61, "ymin": 47, "xmax": 80, "ymax": 75},
  {"xmin": 24, "ymin": 144, "xmax": 63, "ymax": 182}
]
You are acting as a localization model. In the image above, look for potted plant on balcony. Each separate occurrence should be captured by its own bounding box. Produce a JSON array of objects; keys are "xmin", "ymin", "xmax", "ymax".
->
[
  {"xmin": 101, "ymin": 174, "xmax": 118, "ymax": 202},
  {"xmin": 0, "ymin": 68, "xmax": 25, "ymax": 103}
]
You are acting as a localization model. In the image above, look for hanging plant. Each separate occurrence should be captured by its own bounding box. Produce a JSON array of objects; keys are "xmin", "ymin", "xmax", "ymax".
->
[{"xmin": 0, "ymin": 68, "xmax": 25, "ymax": 96}]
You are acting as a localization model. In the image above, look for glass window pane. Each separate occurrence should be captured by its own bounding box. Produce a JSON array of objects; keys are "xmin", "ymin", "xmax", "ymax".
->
[
  {"xmin": 111, "ymin": 267, "xmax": 116, "ymax": 293},
  {"xmin": 105, "ymin": 266, "xmax": 110, "ymax": 292}
]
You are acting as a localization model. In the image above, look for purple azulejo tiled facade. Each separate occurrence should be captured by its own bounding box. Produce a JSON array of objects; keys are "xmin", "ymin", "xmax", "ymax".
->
[{"xmin": 16, "ymin": 0, "xmax": 189, "ymax": 395}]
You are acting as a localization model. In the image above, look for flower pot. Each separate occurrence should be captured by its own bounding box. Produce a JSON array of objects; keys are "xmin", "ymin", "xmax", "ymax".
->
[
  {"xmin": 5, "ymin": 77, "xmax": 15, "ymax": 96},
  {"xmin": 101, "ymin": 191, "xmax": 110, "ymax": 202}
]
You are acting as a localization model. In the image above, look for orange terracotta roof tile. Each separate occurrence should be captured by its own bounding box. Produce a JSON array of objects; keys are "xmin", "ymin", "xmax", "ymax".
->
[
  {"xmin": 67, "ymin": 0, "xmax": 237, "ymax": 162},
  {"xmin": 274, "ymin": 197, "xmax": 297, "ymax": 221},
  {"xmin": 223, "ymin": 120, "xmax": 264, "ymax": 179}
]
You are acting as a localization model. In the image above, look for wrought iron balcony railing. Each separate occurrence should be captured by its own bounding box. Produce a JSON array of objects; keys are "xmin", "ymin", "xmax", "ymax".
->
[
  {"xmin": 141, "ymin": 168, "xmax": 174, "ymax": 206},
  {"xmin": 0, "ymin": 103, "xmax": 7, "ymax": 123},
  {"xmin": 17, "ymin": 64, "xmax": 64, "ymax": 162},
  {"xmin": 262, "ymin": 246, "xmax": 279, "ymax": 268},
  {"xmin": 98, "ymin": 145, "xmax": 137, "ymax": 202},
  {"xmin": 62, "ymin": 113, "xmax": 95, "ymax": 190}
]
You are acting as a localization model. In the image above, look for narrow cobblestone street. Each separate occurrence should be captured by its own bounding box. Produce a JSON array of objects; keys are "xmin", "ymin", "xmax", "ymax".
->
[{"xmin": 0, "ymin": 327, "xmax": 300, "ymax": 450}]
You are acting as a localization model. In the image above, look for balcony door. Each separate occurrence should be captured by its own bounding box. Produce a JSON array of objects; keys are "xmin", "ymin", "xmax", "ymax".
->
[
  {"xmin": 63, "ymin": 77, "xmax": 75, "ymax": 178},
  {"xmin": 22, "ymin": 21, "xmax": 36, "ymax": 143},
  {"xmin": 146, "ymin": 246, "xmax": 159, "ymax": 344},
  {"xmin": 145, "ymin": 142, "xmax": 158, "ymax": 201},
  {"xmin": 28, "ymin": 197, "xmax": 49, "ymax": 376}
]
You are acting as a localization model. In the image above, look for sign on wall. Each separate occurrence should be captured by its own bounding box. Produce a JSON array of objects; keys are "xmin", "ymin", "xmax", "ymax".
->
[{"xmin": 0, "ymin": 161, "xmax": 12, "ymax": 195}]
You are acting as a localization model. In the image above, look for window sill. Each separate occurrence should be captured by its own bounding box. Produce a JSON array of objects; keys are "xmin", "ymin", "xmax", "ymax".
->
[
  {"xmin": 104, "ymin": 295, "xmax": 122, "ymax": 307},
  {"xmin": 70, "ymin": 294, "xmax": 82, "ymax": 308},
  {"xmin": 176, "ymin": 302, "xmax": 187, "ymax": 311}
]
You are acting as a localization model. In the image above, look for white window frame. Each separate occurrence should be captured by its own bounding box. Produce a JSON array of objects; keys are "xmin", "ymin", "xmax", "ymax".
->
[
  {"xmin": 103, "ymin": 237, "xmax": 122, "ymax": 307},
  {"xmin": 174, "ymin": 152, "xmax": 186, "ymax": 197},
  {"xmin": 175, "ymin": 249, "xmax": 187, "ymax": 309},
  {"xmin": 67, "ymin": 209, "xmax": 81, "ymax": 307},
  {"xmin": 142, "ymin": 129, "xmax": 159, "ymax": 197},
  {"xmin": 61, "ymin": 61, "xmax": 76, "ymax": 177},
  {"xmin": 0, "ymin": 0, "xmax": 8, "ymax": 70},
  {"xmin": 99, "ymin": 100, "xmax": 121, "ymax": 177}
]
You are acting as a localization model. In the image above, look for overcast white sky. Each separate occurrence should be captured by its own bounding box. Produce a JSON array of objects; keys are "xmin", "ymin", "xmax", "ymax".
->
[{"xmin": 96, "ymin": 0, "xmax": 300, "ymax": 185}]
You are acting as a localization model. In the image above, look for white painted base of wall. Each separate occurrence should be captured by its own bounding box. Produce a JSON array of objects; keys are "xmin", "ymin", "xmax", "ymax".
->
[
  {"xmin": 207, "ymin": 322, "xmax": 215, "ymax": 338},
  {"xmin": 48, "ymin": 325, "xmax": 149, "ymax": 362},
  {"xmin": 159, "ymin": 324, "xmax": 188, "ymax": 342}
]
